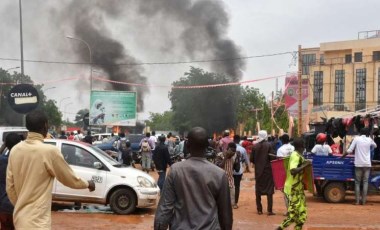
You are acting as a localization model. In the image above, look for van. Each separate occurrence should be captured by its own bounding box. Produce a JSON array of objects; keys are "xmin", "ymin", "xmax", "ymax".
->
[{"xmin": 0, "ymin": 127, "xmax": 28, "ymax": 147}]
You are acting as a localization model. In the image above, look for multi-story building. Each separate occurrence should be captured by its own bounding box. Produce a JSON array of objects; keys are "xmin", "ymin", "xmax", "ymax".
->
[{"xmin": 302, "ymin": 30, "xmax": 380, "ymax": 122}]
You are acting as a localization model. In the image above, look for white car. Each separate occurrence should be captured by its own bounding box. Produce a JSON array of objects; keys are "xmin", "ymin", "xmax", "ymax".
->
[{"xmin": 44, "ymin": 139, "xmax": 159, "ymax": 214}]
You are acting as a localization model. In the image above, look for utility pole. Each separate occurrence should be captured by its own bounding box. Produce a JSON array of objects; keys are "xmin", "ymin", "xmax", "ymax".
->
[
  {"xmin": 271, "ymin": 91, "xmax": 274, "ymax": 134},
  {"xmin": 298, "ymin": 45, "xmax": 303, "ymax": 136}
]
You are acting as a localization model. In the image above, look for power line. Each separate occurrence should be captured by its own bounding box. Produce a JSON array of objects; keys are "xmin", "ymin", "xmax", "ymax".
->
[{"xmin": 0, "ymin": 51, "xmax": 295, "ymax": 66}]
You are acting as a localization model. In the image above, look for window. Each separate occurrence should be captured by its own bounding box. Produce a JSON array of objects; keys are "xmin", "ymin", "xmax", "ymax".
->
[
  {"xmin": 320, "ymin": 54, "xmax": 325, "ymax": 65},
  {"xmin": 334, "ymin": 70, "xmax": 345, "ymax": 111},
  {"xmin": 345, "ymin": 54, "xmax": 352, "ymax": 64},
  {"xmin": 354, "ymin": 52, "xmax": 362, "ymax": 62},
  {"xmin": 355, "ymin": 69, "xmax": 366, "ymax": 111},
  {"xmin": 373, "ymin": 51, "xmax": 380, "ymax": 61},
  {"xmin": 302, "ymin": 54, "xmax": 316, "ymax": 75},
  {"xmin": 61, "ymin": 144, "xmax": 98, "ymax": 168},
  {"xmin": 313, "ymin": 71, "xmax": 323, "ymax": 106}
]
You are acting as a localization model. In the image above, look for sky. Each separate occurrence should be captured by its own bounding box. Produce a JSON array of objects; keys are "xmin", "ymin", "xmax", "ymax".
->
[{"xmin": 1, "ymin": 0, "xmax": 380, "ymax": 122}]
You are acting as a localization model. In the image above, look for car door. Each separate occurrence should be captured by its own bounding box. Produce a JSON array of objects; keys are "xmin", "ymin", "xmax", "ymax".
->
[{"xmin": 55, "ymin": 143, "xmax": 107, "ymax": 199}]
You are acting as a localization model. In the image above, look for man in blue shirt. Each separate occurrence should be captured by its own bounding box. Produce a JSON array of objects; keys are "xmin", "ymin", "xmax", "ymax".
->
[{"xmin": 233, "ymin": 135, "xmax": 250, "ymax": 209}]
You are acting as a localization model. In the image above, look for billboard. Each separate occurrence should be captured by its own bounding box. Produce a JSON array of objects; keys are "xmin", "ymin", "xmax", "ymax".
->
[
  {"xmin": 284, "ymin": 74, "xmax": 309, "ymax": 117},
  {"xmin": 89, "ymin": 91, "xmax": 137, "ymax": 126}
]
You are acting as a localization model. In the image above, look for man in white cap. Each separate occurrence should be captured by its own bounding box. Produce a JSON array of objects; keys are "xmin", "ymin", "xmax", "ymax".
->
[{"xmin": 251, "ymin": 130, "xmax": 276, "ymax": 215}]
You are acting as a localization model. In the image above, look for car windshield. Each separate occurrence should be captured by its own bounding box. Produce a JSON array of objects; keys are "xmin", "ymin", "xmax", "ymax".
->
[{"xmin": 90, "ymin": 146, "xmax": 122, "ymax": 166}]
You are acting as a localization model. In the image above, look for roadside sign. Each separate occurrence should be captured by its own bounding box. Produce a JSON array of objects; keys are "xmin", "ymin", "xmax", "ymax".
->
[
  {"xmin": 89, "ymin": 91, "xmax": 137, "ymax": 126},
  {"xmin": 7, "ymin": 84, "xmax": 39, "ymax": 114}
]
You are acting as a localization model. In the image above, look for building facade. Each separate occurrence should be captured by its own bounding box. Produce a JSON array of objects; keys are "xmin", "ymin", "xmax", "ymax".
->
[{"xmin": 302, "ymin": 32, "xmax": 380, "ymax": 122}]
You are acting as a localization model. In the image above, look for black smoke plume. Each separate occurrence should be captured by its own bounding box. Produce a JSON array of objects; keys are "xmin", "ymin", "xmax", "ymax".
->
[{"xmin": 61, "ymin": 1, "xmax": 147, "ymax": 112}]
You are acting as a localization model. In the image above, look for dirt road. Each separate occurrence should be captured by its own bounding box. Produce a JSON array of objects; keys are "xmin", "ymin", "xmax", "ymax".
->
[{"xmin": 52, "ymin": 169, "xmax": 380, "ymax": 229}]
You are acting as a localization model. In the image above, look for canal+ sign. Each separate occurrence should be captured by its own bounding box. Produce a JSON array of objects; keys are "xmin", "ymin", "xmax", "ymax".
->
[{"xmin": 7, "ymin": 84, "xmax": 39, "ymax": 114}]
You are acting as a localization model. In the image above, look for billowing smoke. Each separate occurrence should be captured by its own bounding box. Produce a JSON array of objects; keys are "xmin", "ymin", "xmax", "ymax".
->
[
  {"xmin": 137, "ymin": 0, "xmax": 246, "ymax": 81},
  {"xmin": 60, "ymin": 1, "xmax": 147, "ymax": 112},
  {"xmin": 57, "ymin": 0, "xmax": 245, "ymax": 123}
]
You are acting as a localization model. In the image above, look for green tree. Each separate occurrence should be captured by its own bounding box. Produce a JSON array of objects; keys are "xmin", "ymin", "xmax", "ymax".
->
[
  {"xmin": 74, "ymin": 109, "xmax": 89, "ymax": 128},
  {"xmin": 146, "ymin": 111, "xmax": 175, "ymax": 131},
  {"xmin": 169, "ymin": 67, "xmax": 240, "ymax": 134}
]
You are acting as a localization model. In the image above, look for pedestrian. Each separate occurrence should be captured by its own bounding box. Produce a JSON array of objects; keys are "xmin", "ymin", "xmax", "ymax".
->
[
  {"xmin": 342, "ymin": 127, "xmax": 376, "ymax": 205},
  {"xmin": 140, "ymin": 140, "xmax": 153, "ymax": 173},
  {"xmin": 140, "ymin": 132, "xmax": 155, "ymax": 171},
  {"xmin": 276, "ymin": 133, "xmax": 295, "ymax": 215},
  {"xmin": 121, "ymin": 141, "xmax": 133, "ymax": 166},
  {"xmin": 276, "ymin": 133, "xmax": 294, "ymax": 158},
  {"xmin": 218, "ymin": 130, "xmax": 232, "ymax": 152},
  {"xmin": 74, "ymin": 130, "xmax": 83, "ymax": 141},
  {"xmin": 150, "ymin": 131, "xmax": 158, "ymax": 150},
  {"xmin": 250, "ymin": 130, "xmax": 276, "ymax": 215},
  {"xmin": 117, "ymin": 132, "xmax": 128, "ymax": 163},
  {"xmin": 0, "ymin": 133, "xmax": 22, "ymax": 230},
  {"xmin": 58, "ymin": 131, "xmax": 68, "ymax": 139},
  {"xmin": 215, "ymin": 142, "xmax": 240, "ymax": 207},
  {"xmin": 68, "ymin": 131, "xmax": 75, "ymax": 140},
  {"xmin": 6, "ymin": 110, "xmax": 95, "ymax": 229},
  {"xmin": 232, "ymin": 135, "xmax": 251, "ymax": 209},
  {"xmin": 83, "ymin": 130, "xmax": 93, "ymax": 144},
  {"xmin": 152, "ymin": 135, "xmax": 173, "ymax": 190},
  {"xmin": 277, "ymin": 137, "xmax": 311, "ymax": 230},
  {"xmin": 311, "ymin": 133, "xmax": 333, "ymax": 156},
  {"xmin": 154, "ymin": 127, "xmax": 232, "ymax": 230}
]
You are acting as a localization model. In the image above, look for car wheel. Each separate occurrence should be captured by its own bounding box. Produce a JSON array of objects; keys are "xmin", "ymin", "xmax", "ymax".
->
[
  {"xmin": 323, "ymin": 182, "xmax": 345, "ymax": 203},
  {"xmin": 110, "ymin": 188, "xmax": 137, "ymax": 215}
]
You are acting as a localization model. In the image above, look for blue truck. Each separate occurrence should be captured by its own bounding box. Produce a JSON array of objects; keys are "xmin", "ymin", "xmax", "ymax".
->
[{"xmin": 312, "ymin": 155, "xmax": 380, "ymax": 203}]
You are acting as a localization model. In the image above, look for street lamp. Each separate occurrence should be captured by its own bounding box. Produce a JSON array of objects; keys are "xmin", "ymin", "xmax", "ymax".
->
[
  {"xmin": 66, "ymin": 36, "xmax": 92, "ymax": 92},
  {"xmin": 59, "ymin": 97, "xmax": 71, "ymax": 113},
  {"xmin": 5, "ymin": 67, "xmax": 20, "ymax": 72},
  {"xmin": 43, "ymin": 86, "xmax": 56, "ymax": 93},
  {"xmin": 64, "ymin": 102, "xmax": 73, "ymax": 121},
  {"xmin": 19, "ymin": 0, "xmax": 24, "ymax": 75}
]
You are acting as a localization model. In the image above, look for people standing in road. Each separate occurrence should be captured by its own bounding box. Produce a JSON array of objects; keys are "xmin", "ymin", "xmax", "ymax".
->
[
  {"xmin": 74, "ymin": 130, "xmax": 83, "ymax": 141},
  {"xmin": 215, "ymin": 142, "xmax": 239, "ymax": 207},
  {"xmin": 117, "ymin": 132, "xmax": 128, "ymax": 163},
  {"xmin": 0, "ymin": 133, "xmax": 22, "ymax": 230},
  {"xmin": 342, "ymin": 127, "xmax": 376, "ymax": 205},
  {"xmin": 311, "ymin": 133, "xmax": 332, "ymax": 156},
  {"xmin": 277, "ymin": 134, "xmax": 294, "ymax": 158},
  {"xmin": 58, "ymin": 131, "xmax": 68, "ymax": 140},
  {"xmin": 121, "ymin": 141, "xmax": 133, "ymax": 167},
  {"xmin": 276, "ymin": 133, "xmax": 295, "ymax": 216},
  {"xmin": 251, "ymin": 130, "xmax": 276, "ymax": 215},
  {"xmin": 219, "ymin": 130, "xmax": 232, "ymax": 152},
  {"xmin": 68, "ymin": 131, "xmax": 75, "ymax": 140},
  {"xmin": 6, "ymin": 110, "xmax": 95, "ymax": 229},
  {"xmin": 140, "ymin": 140, "xmax": 153, "ymax": 173},
  {"xmin": 153, "ymin": 135, "xmax": 173, "ymax": 190},
  {"xmin": 277, "ymin": 137, "xmax": 311, "ymax": 230},
  {"xmin": 232, "ymin": 135, "xmax": 250, "ymax": 209},
  {"xmin": 150, "ymin": 131, "xmax": 158, "ymax": 151},
  {"xmin": 154, "ymin": 127, "xmax": 232, "ymax": 230},
  {"xmin": 83, "ymin": 131, "xmax": 93, "ymax": 144}
]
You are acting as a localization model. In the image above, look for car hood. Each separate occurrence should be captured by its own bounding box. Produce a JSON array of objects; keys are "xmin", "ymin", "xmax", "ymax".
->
[{"xmin": 110, "ymin": 165, "xmax": 157, "ymax": 186}]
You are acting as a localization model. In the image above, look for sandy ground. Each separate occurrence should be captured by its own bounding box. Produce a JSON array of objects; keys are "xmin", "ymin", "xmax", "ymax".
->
[{"xmin": 51, "ymin": 167, "xmax": 380, "ymax": 230}]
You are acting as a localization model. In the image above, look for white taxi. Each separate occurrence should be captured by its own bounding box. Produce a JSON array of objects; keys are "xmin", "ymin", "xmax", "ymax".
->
[{"xmin": 45, "ymin": 139, "xmax": 159, "ymax": 214}]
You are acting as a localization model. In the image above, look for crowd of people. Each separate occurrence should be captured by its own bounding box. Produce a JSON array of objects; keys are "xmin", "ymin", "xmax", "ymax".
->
[{"xmin": 1, "ymin": 110, "xmax": 377, "ymax": 229}]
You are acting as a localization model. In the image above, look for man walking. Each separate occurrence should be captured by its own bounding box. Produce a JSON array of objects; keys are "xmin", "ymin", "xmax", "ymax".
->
[
  {"xmin": 153, "ymin": 135, "xmax": 173, "ymax": 190},
  {"xmin": 6, "ymin": 110, "xmax": 95, "ymax": 229},
  {"xmin": 154, "ymin": 127, "xmax": 232, "ymax": 230},
  {"xmin": 232, "ymin": 135, "xmax": 250, "ymax": 209},
  {"xmin": 251, "ymin": 130, "xmax": 276, "ymax": 215},
  {"xmin": 342, "ymin": 127, "xmax": 376, "ymax": 205}
]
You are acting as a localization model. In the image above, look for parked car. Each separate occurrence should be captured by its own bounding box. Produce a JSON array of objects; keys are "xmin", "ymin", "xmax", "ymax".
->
[
  {"xmin": 45, "ymin": 139, "xmax": 159, "ymax": 214},
  {"xmin": 95, "ymin": 135, "xmax": 120, "ymax": 152},
  {"xmin": 0, "ymin": 126, "xmax": 28, "ymax": 147}
]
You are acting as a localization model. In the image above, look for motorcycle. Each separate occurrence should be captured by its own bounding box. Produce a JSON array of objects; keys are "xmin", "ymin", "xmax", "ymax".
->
[{"xmin": 205, "ymin": 147, "xmax": 217, "ymax": 163}]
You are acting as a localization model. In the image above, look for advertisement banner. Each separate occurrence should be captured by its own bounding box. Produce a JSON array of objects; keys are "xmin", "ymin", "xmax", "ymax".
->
[
  {"xmin": 89, "ymin": 91, "xmax": 137, "ymax": 126},
  {"xmin": 284, "ymin": 74, "xmax": 309, "ymax": 117}
]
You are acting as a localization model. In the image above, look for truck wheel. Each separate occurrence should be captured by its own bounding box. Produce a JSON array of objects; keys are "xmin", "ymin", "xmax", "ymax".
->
[
  {"xmin": 110, "ymin": 188, "xmax": 137, "ymax": 214},
  {"xmin": 323, "ymin": 182, "xmax": 345, "ymax": 203}
]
